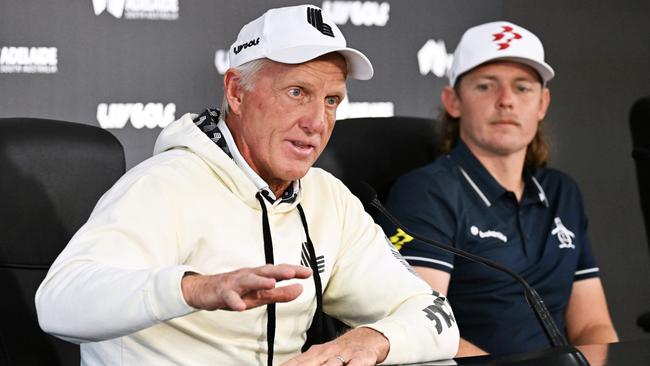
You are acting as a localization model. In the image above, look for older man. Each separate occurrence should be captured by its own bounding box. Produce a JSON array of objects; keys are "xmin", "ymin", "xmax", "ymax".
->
[
  {"xmin": 380, "ymin": 21, "xmax": 617, "ymax": 357},
  {"xmin": 35, "ymin": 5, "xmax": 458, "ymax": 366}
]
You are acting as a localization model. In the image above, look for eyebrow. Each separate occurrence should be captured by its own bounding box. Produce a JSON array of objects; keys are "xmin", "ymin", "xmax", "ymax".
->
[{"xmin": 473, "ymin": 75, "xmax": 537, "ymax": 83}]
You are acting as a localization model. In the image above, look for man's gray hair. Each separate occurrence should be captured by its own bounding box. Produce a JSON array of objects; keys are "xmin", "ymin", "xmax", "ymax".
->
[{"xmin": 220, "ymin": 58, "xmax": 272, "ymax": 120}]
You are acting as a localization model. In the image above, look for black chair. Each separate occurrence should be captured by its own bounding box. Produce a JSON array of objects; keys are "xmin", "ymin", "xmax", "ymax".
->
[
  {"xmin": 0, "ymin": 118, "xmax": 125, "ymax": 366},
  {"xmin": 316, "ymin": 116, "xmax": 442, "ymax": 206},
  {"xmin": 311, "ymin": 116, "xmax": 441, "ymax": 343},
  {"xmin": 630, "ymin": 97, "xmax": 650, "ymax": 332}
]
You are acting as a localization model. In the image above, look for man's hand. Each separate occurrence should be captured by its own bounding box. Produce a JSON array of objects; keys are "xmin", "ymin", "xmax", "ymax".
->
[
  {"xmin": 281, "ymin": 327, "xmax": 390, "ymax": 366},
  {"xmin": 181, "ymin": 264, "xmax": 312, "ymax": 311}
]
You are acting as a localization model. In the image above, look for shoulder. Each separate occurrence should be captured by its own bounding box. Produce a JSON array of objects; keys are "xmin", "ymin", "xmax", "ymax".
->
[
  {"xmin": 534, "ymin": 167, "xmax": 583, "ymax": 196},
  {"xmin": 302, "ymin": 167, "xmax": 352, "ymax": 200},
  {"xmin": 391, "ymin": 155, "xmax": 463, "ymax": 198},
  {"xmin": 127, "ymin": 149, "xmax": 207, "ymax": 183},
  {"xmin": 103, "ymin": 149, "xmax": 211, "ymax": 204}
]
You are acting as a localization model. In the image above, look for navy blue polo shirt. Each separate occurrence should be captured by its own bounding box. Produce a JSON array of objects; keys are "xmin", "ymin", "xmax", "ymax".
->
[{"xmin": 378, "ymin": 140, "xmax": 599, "ymax": 356}]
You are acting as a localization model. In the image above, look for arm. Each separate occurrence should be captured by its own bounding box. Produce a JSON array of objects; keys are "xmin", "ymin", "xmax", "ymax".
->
[
  {"xmin": 564, "ymin": 277, "xmax": 618, "ymax": 345},
  {"xmin": 415, "ymin": 266, "xmax": 488, "ymax": 357},
  {"xmin": 282, "ymin": 327, "xmax": 389, "ymax": 366},
  {"xmin": 35, "ymin": 172, "xmax": 195, "ymax": 343},
  {"xmin": 181, "ymin": 264, "xmax": 311, "ymax": 311},
  {"xmin": 288, "ymin": 182, "xmax": 459, "ymax": 365}
]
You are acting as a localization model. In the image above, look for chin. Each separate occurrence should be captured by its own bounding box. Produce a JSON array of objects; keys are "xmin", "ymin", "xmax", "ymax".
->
[{"xmin": 283, "ymin": 166, "xmax": 311, "ymax": 181}]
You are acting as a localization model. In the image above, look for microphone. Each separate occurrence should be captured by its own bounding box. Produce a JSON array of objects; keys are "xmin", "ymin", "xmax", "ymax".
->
[{"xmin": 352, "ymin": 182, "xmax": 590, "ymax": 366}]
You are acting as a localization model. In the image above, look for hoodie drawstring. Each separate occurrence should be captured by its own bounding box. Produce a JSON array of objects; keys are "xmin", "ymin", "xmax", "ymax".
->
[
  {"xmin": 255, "ymin": 193, "xmax": 324, "ymax": 366},
  {"xmin": 256, "ymin": 193, "xmax": 276, "ymax": 366}
]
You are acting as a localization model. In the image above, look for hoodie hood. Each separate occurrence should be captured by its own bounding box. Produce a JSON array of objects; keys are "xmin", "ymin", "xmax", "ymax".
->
[{"xmin": 153, "ymin": 112, "xmax": 301, "ymax": 211}]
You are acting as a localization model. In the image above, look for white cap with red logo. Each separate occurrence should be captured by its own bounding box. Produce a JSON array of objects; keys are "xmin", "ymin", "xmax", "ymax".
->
[
  {"xmin": 448, "ymin": 21, "xmax": 554, "ymax": 86},
  {"xmin": 228, "ymin": 4, "xmax": 373, "ymax": 80}
]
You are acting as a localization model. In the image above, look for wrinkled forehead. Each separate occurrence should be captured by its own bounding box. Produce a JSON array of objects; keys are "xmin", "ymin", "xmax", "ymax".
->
[{"xmin": 258, "ymin": 53, "xmax": 348, "ymax": 86}]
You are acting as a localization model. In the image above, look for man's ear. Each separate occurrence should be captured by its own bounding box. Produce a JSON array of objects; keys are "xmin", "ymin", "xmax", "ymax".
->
[
  {"xmin": 224, "ymin": 69, "xmax": 243, "ymax": 116},
  {"xmin": 537, "ymin": 87, "xmax": 551, "ymax": 121},
  {"xmin": 441, "ymin": 86, "xmax": 462, "ymax": 118}
]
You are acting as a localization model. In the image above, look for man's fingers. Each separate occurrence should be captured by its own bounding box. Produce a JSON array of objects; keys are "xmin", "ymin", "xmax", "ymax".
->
[
  {"xmin": 243, "ymin": 283, "xmax": 304, "ymax": 307},
  {"xmin": 256, "ymin": 264, "xmax": 313, "ymax": 281},
  {"xmin": 237, "ymin": 272, "xmax": 277, "ymax": 292},
  {"xmin": 222, "ymin": 289, "xmax": 247, "ymax": 311}
]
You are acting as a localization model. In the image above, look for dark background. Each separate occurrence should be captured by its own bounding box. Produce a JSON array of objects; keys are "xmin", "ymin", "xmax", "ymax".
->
[{"xmin": 1, "ymin": 0, "xmax": 649, "ymax": 342}]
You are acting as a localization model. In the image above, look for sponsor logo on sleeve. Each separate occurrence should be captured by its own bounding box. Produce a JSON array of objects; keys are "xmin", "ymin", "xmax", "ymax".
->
[
  {"xmin": 384, "ymin": 236, "xmax": 419, "ymax": 276},
  {"xmin": 322, "ymin": 1, "xmax": 389, "ymax": 26},
  {"xmin": 422, "ymin": 296, "xmax": 456, "ymax": 334},
  {"xmin": 97, "ymin": 102, "xmax": 176, "ymax": 129},
  {"xmin": 0, "ymin": 47, "xmax": 58, "ymax": 74},
  {"xmin": 388, "ymin": 228, "xmax": 414, "ymax": 251}
]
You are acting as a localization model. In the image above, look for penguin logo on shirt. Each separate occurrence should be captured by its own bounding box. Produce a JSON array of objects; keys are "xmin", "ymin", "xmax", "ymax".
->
[{"xmin": 551, "ymin": 217, "xmax": 575, "ymax": 249}]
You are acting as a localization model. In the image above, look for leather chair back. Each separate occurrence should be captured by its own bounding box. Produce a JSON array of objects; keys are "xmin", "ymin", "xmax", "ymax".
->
[{"xmin": 0, "ymin": 118, "xmax": 125, "ymax": 365}]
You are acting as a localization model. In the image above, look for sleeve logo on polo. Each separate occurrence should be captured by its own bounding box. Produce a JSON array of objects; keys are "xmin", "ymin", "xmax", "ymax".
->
[
  {"xmin": 388, "ymin": 228, "xmax": 413, "ymax": 251},
  {"xmin": 551, "ymin": 217, "xmax": 575, "ymax": 249},
  {"xmin": 421, "ymin": 295, "xmax": 456, "ymax": 335}
]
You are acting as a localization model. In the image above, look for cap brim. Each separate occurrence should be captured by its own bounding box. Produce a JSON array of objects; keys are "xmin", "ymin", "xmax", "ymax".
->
[
  {"xmin": 266, "ymin": 45, "xmax": 374, "ymax": 80},
  {"xmin": 466, "ymin": 56, "xmax": 555, "ymax": 84},
  {"xmin": 501, "ymin": 57, "xmax": 555, "ymax": 84}
]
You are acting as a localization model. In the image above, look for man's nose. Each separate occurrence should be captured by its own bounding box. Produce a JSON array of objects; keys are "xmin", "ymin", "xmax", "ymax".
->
[
  {"xmin": 496, "ymin": 87, "xmax": 515, "ymax": 109},
  {"xmin": 298, "ymin": 100, "xmax": 327, "ymax": 134}
]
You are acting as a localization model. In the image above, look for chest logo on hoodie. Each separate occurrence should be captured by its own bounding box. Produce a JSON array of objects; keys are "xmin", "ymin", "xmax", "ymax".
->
[{"xmin": 300, "ymin": 242, "xmax": 325, "ymax": 273}]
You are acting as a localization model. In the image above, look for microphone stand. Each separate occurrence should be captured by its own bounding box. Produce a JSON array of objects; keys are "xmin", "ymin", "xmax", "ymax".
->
[{"xmin": 355, "ymin": 182, "xmax": 589, "ymax": 366}]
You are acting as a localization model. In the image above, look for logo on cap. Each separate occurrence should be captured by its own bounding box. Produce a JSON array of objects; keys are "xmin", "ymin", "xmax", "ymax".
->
[
  {"xmin": 233, "ymin": 37, "xmax": 260, "ymax": 55},
  {"xmin": 492, "ymin": 25, "xmax": 522, "ymax": 50},
  {"xmin": 307, "ymin": 7, "xmax": 334, "ymax": 37}
]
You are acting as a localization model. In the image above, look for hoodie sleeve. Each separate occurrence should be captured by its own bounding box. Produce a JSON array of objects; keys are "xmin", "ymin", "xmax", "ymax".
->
[
  {"xmin": 322, "ymin": 183, "xmax": 459, "ymax": 364},
  {"xmin": 35, "ymin": 160, "xmax": 198, "ymax": 343}
]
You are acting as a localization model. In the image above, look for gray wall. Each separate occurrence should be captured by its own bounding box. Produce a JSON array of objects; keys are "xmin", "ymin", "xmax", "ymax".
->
[
  {"xmin": 503, "ymin": 0, "xmax": 650, "ymax": 341},
  {"xmin": 1, "ymin": 0, "xmax": 649, "ymax": 343}
]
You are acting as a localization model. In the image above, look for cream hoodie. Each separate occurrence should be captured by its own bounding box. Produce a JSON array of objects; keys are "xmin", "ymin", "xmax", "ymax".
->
[{"xmin": 35, "ymin": 113, "xmax": 459, "ymax": 365}]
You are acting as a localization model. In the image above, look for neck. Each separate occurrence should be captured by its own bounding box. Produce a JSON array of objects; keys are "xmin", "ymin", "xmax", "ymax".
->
[
  {"xmin": 268, "ymin": 181, "xmax": 291, "ymax": 200},
  {"xmin": 470, "ymin": 147, "xmax": 526, "ymax": 201}
]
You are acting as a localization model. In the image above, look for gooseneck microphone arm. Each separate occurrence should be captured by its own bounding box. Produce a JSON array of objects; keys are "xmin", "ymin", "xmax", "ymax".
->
[{"xmin": 354, "ymin": 182, "xmax": 569, "ymax": 348}]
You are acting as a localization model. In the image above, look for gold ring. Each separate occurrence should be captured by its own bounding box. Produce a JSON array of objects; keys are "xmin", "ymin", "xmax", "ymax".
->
[{"xmin": 335, "ymin": 355, "xmax": 347, "ymax": 364}]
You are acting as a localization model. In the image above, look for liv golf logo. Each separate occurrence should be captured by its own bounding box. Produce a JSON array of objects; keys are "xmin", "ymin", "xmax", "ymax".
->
[
  {"xmin": 92, "ymin": 0, "xmax": 179, "ymax": 20},
  {"xmin": 0, "ymin": 47, "xmax": 58, "ymax": 74},
  {"xmin": 417, "ymin": 39, "xmax": 453, "ymax": 78},
  {"xmin": 97, "ymin": 102, "xmax": 176, "ymax": 129}
]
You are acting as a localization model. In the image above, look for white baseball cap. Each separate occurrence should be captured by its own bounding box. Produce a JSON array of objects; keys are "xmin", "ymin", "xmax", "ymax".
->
[
  {"xmin": 448, "ymin": 21, "xmax": 554, "ymax": 86},
  {"xmin": 228, "ymin": 4, "xmax": 373, "ymax": 80}
]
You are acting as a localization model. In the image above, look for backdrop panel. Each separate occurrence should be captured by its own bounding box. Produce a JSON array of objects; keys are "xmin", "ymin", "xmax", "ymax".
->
[{"xmin": 1, "ymin": 0, "xmax": 649, "ymax": 343}]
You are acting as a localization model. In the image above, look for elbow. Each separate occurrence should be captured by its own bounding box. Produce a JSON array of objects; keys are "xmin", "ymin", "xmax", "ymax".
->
[{"xmin": 34, "ymin": 281, "xmax": 85, "ymax": 344}]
